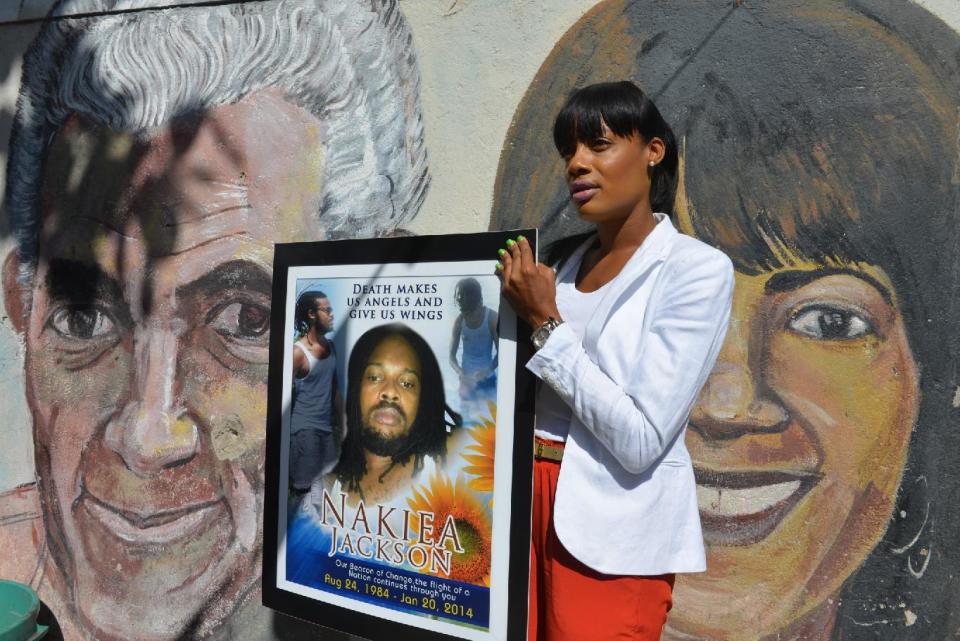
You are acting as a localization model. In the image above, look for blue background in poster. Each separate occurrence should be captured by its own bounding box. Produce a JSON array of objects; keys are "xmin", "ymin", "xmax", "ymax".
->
[
  {"xmin": 286, "ymin": 511, "xmax": 490, "ymax": 628},
  {"xmin": 294, "ymin": 274, "xmax": 501, "ymax": 428},
  {"xmin": 287, "ymin": 272, "xmax": 500, "ymax": 630}
]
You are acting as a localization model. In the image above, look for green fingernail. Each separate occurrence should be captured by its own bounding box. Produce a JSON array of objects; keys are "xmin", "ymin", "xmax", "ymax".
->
[
  {"xmin": 506, "ymin": 239, "xmax": 516, "ymax": 247},
  {"xmin": 495, "ymin": 262, "xmax": 503, "ymax": 270},
  {"xmin": 517, "ymin": 235, "xmax": 526, "ymax": 242},
  {"xmin": 498, "ymin": 248, "xmax": 506, "ymax": 257}
]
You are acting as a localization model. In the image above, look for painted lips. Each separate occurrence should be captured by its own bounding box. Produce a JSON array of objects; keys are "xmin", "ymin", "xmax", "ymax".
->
[
  {"xmin": 80, "ymin": 492, "xmax": 224, "ymax": 546},
  {"xmin": 694, "ymin": 468, "xmax": 818, "ymax": 546}
]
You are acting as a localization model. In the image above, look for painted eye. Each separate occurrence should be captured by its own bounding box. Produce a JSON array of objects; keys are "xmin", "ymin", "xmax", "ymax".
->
[
  {"xmin": 210, "ymin": 301, "xmax": 269, "ymax": 340},
  {"xmin": 49, "ymin": 305, "xmax": 116, "ymax": 339},
  {"xmin": 788, "ymin": 305, "xmax": 873, "ymax": 340}
]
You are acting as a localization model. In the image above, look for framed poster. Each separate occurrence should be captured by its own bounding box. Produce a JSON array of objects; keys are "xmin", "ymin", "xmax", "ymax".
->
[{"xmin": 263, "ymin": 231, "xmax": 536, "ymax": 641}]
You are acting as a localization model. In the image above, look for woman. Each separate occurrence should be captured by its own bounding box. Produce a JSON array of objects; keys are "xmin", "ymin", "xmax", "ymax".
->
[
  {"xmin": 491, "ymin": 2, "xmax": 960, "ymax": 639},
  {"xmin": 498, "ymin": 81, "xmax": 734, "ymax": 641}
]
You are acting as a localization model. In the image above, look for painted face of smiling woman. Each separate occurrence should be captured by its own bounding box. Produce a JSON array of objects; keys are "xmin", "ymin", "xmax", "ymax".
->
[
  {"xmin": 673, "ymin": 260, "xmax": 918, "ymax": 640},
  {"xmin": 488, "ymin": 1, "xmax": 960, "ymax": 638}
]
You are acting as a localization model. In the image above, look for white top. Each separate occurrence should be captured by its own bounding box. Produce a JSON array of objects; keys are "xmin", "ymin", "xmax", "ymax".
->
[
  {"xmin": 294, "ymin": 340, "xmax": 319, "ymax": 372},
  {"xmin": 303, "ymin": 455, "xmax": 439, "ymax": 519},
  {"xmin": 526, "ymin": 214, "xmax": 733, "ymax": 575},
  {"xmin": 534, "ymin": 254, "xmax": 610, "ymax": 442}
]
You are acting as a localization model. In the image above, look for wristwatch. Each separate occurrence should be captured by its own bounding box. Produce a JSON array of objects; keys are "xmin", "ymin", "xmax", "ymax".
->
[{"xmin": 531, "ymin": 317, "xmax": 563, "ymax": 350}]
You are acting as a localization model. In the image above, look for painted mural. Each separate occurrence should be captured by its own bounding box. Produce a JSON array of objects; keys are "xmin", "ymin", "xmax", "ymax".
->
[
  {"xmin": 0, "ymin": 0, "xmax": 427, "ymax": 639},
  {"xmin": 491, "ymin": 1, "xmax": 960, "ymax": 640},
  {"xmin": 0, "ymin": 0, "xmax": 959, "ymax": 640}
]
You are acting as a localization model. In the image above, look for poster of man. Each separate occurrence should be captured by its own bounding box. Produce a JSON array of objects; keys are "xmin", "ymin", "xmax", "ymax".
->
[
  {"xmin": 333, "ymin": 323, "xmax": 461, "ymax": 505},
  {"xmin": 262, "ymin": 233, "xmax": 534, "ymax": 641}
]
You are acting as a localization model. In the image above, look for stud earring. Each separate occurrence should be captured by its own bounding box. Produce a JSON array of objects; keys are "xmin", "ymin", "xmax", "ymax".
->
[{"xmin": 649, "ymin": 161, "xmax": 655, "ymax": 167}]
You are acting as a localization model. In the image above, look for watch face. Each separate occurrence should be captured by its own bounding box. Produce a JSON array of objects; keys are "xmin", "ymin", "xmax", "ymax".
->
[
  {"xmin": 532, "ymin": 324, "xmax": 552, "ymax": 349},
  {"xmin": 532, "ymin": 329, "xmax": 545, "ymax": 349}
]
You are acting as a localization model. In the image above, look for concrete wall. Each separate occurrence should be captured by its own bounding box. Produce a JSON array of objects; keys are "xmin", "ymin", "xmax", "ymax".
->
[{"xmin": 0, "ymin": 1, "xmax": 957, "ymax": 640}]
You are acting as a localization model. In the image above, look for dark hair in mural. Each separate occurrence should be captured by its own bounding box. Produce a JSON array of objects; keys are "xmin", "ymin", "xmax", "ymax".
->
[
  {"xmin": 553, "ymin": 81, "xmax": 678, "ymax": 216},
  {"xmin": 491, "ymin": 1, "xmax": 960, "ymax": 639},
  {"xmin": 294, "ymin": 290, "xmax": 328, "ymax": 336},
  {"xmin": 335, "ymin": 323, "xmax": 462, "ymax": 495},
  {"xmin": 4, "ymin": 0, "xmax": 429, "ymax": 286}
]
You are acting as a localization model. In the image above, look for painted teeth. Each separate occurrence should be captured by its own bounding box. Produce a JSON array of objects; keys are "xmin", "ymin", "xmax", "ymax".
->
[{"xmin": 696, "ymin": 481, "xmax": 801, "ymax": 517}]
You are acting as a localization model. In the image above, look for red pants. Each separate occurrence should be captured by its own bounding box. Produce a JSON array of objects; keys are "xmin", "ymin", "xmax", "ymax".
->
[{"xmin": 529, "ymin": 448, "xmax": 674, "ymax": 641}]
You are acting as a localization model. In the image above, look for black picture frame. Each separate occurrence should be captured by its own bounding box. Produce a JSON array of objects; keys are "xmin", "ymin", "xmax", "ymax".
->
[{"xmin": 263, "ymin": 230, "xmax": 536, "ymax": 641}]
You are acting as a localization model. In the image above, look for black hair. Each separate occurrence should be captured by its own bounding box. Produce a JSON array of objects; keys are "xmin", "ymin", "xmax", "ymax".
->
[
  {"xmin": 545, "ymin": 81, "xmax": 679, "ymax": 267},
  {"xmin": 553, "ymin": 81, "xmax": 679, "ymax": 218},
  {"xmin": 334, "ymin": 323, "xmax": 462, "ymax": 496},
  {"xmin": 293, "ymin": 291, "xmax": 328, "ymax": 336},
  {"xmin": 454, "ymin": 277, "xmax": 483, "ymax": 312}
]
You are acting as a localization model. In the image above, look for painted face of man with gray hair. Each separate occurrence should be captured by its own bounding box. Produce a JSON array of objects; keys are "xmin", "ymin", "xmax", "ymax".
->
[{"xmin": 1, "ymin": 1, "xmax": 428, "ymax": 639}]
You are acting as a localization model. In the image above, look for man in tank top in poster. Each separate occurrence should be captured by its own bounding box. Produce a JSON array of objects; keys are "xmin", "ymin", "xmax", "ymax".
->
[
  {"xmin": 449, "ymin": 277, "xmax": 499, "ymax": 423},
  {"xmin": 290, "ymin": 290, "xmax": 343, "ymax": 496}
]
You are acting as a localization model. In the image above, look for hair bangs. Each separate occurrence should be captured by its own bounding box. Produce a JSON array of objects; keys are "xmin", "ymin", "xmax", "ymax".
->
[
  {"xmin": 683, "ymin": 143, "xmax": 875, "ymax": 275},
  {"xmin": 552, "ymin": 81, "xmax": 678, "ymax": 214},
  {"xmin": 686, "ymin": 192, "xmax": 870, "ymax": 277},
  {"xmin": 679, "ymin": 85, "xmax": 954, "ymax": 278},
  {"xmin": 552, "ymin": 82, "xmax": 645, "ymax": 157}
]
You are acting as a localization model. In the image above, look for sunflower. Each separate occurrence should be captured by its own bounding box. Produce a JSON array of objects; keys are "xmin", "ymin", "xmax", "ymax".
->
[
  {"xmin": 461, "ymin": 401, "xmax": 496, "ymax": 507},
  {"xmin": 407, "ymin": 473, "xmax": 492, "ymax": 585}
]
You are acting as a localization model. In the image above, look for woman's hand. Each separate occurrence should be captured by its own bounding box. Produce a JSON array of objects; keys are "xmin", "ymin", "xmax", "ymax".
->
[{"xmin": 496, "ymin": 235, "xmax": 561, "ymax": 327}]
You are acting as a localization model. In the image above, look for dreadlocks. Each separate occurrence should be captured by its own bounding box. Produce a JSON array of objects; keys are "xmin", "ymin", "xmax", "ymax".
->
[
  {"xmin": 294, "ymin": 290, "xmax": 328, "ymax": 337},
  {"xmin": 335, "ymin": 323, "xmax": 462, "ymax": 497}
]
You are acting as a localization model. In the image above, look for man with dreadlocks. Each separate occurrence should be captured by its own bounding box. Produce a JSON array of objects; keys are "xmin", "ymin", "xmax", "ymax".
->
[
  {"xmin": 290, "ymin": 290, "xmax": 342, "ymax": 495},
  {"xmin": 332, "ymin": 323, "xmax": 462, "ymax": 504},
  {"xmin": 449, "ymin": 277, "xmax": 499, "ymax": 423}
]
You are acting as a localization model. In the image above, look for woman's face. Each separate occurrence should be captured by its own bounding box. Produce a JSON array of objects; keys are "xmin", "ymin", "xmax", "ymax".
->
[
  {"xmin": 562, "ymin": 123, "xmax": 660, "ymax": 224},
  {"xmin": 669, "ymin": 261, "xmax": 919, "ymax": 641}
]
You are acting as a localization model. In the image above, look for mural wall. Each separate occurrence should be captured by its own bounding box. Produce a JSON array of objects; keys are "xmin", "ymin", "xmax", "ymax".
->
[
  {"xmin": 492, "ymin": 2, "xmax": 960, "ymax": 640},
  {"xmin": 0, "ymin": 1, "xmax": 957, "ymax": 640}
]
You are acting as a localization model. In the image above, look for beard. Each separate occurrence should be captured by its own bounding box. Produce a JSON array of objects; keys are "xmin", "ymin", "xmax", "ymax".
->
[{"xmin": 361, "ymin": 402, "xmax": 413, "ymax": 457}]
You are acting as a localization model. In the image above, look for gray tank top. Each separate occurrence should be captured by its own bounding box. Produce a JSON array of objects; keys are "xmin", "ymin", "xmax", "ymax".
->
[
  {"xmin": 461, "ymin": 308, "xmax": 496, "ymax": 374},
  {"xmin": 291, "ymin": 340, "xmax": 336, "ymax": 433}
]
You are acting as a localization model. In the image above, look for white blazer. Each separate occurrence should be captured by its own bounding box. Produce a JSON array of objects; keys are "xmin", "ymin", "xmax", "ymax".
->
[{"xmin": 526, "ymin": 214, "xmax": 734, "ymax": 575}]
